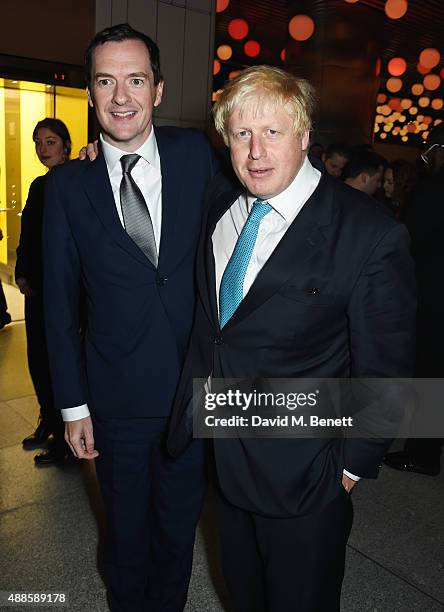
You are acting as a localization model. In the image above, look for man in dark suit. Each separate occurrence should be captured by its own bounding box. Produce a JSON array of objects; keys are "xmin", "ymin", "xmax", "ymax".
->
[
  {"xmin": 385, "ymin": 123, "xmax": 444, "ymax": 476},
  {"xmin": 168, "ymin": 66, "xmax": 416, "ymax": 611},
  {"xmin": 43, "ymin": 24, "xmax": 215, "ymax": 612}
]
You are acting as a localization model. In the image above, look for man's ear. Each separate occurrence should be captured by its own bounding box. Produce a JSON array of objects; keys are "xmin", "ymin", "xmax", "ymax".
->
[
  {"xmin": 360, "ymin": 172, "xmax": 370, "ymax": 186},
  {"xmin": 154, "ymin": 80, "xmax": 164, "ymax": 108},
  {"xmin": 301, "ymin": 130, "xmax": 310, "ymax": 151},
  {"xmin": 87, "ymin": 87, "xmax": 94, "ymax": 108}
]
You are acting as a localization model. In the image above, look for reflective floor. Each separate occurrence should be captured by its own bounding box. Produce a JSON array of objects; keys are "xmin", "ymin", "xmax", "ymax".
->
[{"xmin": 0, "ymin": 286, "xmax": 443, "ymax": 611}]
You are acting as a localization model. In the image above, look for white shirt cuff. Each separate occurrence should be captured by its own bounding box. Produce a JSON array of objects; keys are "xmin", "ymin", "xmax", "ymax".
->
[
  {"xmin": 343, "ymin": 469, "xmax": 360, "ymax": 481},
  {"xmin": 61, "ymin": 404, "xmax": 90, "ymax": 421}
]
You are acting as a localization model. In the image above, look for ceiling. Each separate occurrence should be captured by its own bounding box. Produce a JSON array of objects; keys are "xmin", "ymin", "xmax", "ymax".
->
[{"xmin": 214, "ymin": 0, "xmax": 444, "ymax": 145}]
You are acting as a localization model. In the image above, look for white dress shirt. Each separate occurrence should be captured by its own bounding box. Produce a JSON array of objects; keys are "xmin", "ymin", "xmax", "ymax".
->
[
  {"xmin": 213, "ymin": 156, "xmax": 320, "ymax": 304},
  {"xmin": 62, "ymin": 130, "xmax": 162, "ymax": 422},
  {"xmin": 212, "ymin": 157, "xmax": 359, "ymax": 482}
]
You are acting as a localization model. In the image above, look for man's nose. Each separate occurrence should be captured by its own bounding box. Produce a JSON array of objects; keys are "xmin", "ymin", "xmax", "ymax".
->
[
  {"xmin": 249, "ymin": 135, "xmax": 266, "ymax": 160},
  {"xmin": 112, "ymin": 82, "xmax": 130, "ymax": 105}
]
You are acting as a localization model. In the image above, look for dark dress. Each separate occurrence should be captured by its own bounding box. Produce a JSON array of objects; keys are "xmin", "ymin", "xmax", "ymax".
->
[{"xmin": 15, "ymin": 175, "xmax": 64, "ymax": 441}]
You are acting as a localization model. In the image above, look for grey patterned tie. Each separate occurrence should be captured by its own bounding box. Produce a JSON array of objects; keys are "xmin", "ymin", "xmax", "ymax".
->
[{"xmin": 120, "ymin": 154, "xmax": 158, "ymax": 266}]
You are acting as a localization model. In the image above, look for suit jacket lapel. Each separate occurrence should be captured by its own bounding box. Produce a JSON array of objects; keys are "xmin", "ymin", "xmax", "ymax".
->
[
  {"xmin": 155, "ymin": 127, "xmax": 181, "ymax": 271},
  {"xmin": 199, "ymin": 182, "xmax": 242, "ymax": 327},
  {"xmin": 83, "ymin": 152, "xmax": 156, "ymax": 267},
  {"xmin": 218, "ymin": 172, "xmax": 334, "ymax": 330}
]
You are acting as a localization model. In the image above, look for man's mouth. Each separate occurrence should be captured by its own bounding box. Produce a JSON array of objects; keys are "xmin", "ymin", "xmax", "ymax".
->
[
  {"xmin": 110, "ymin": 111, "xmax": 137, "ymax": 119},
  {"xmin": 248, "ymin": 168, "xmax": 272, "ymax": 177}
]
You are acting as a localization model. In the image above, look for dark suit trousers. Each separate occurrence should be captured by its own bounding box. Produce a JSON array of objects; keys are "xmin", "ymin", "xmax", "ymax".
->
[
  {"xmin": 24, "ymin": 295, "xmax": 64, "ymax": 440},
  {"xmin": 216, "ymin": 487, "xmax": 353, "ymax": 612},
  {"xmin": 93, "ymin": 417, "xmax": 206, "ymax": 612}
]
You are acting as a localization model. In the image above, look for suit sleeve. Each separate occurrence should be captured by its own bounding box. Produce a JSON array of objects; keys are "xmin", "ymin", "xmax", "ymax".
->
[
  {"xmin": 42, "ymin": 169, "xmax": 87, "ymax": 409},
  {"xmin": 344, "ymin": 222, "xmax": 416, "ymax": 477}
]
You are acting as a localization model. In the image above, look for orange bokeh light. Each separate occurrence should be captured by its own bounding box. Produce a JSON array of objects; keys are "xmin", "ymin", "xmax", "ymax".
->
[
  {"xmin": 411, "ymin": 83, "xmax": 424, "ymax": 96},
  {"xmin": 384, "ymin": 0, "xmax": 408, "ymax": 19},
  {"xmin": 375, "ymin": 58, "xmax": 381, "ymax": 76},
  {"xmin": 288, "ymin": 15, "xmax": 315, "ymax": 41},
  {"xmin": 423, "ymin": 74, "xmax": 441, "ymax": 91},
  {"xmin": 388, "ymin": 57, "xmax": 407, "ymax": 76},
  {"xmin": 280, "ymin": 48, "xmax": 286, "ymax": 62},
  {"xmin": 213, "ymin": 59, "xmax": 221, "ymax": 75},
  {"xmin": 388, "ymin": 98, "xmax": 402, "ymax": 110},
  {"xmin": 386, "ymin": 77, "xmax": 402, "ymax": 93},
  {"xmin": 377, "ymin": 93, "xmax": 387, "ymax": 103},
  {"xmin": 228, "ymin": 18, "xmax": 249, "ymax": 40},
  {"xmin": 216, "ymin": 0, "xmax": 230, "ymax": 12},
  {"xmin": 400, "ymin": 98, "xmax": 412, "ymax": 109},
  {"xmin": 417, "ymin": 63, "xmax": 431, "ymax": 75},
  {"xmin": 418, "ymin": 97, "xmax": 430, "ymax": 108},
  {"xmin": 229, "ymin": 71, "xmax": 241, "ymax": 80},
  {"xmin": 419, "ymin": 48, "xmax": 441, "ymax": 69},
  {"xmin": 217, "ymin": 45, "xmax": 233, "ymax": 61},
  {"xmin": 431, "ymin": 99, "xmax": 443, "ymax": 110},
  {"xmin": 244, "ymin": 40, "xmax": 261, "ymax": 58}
]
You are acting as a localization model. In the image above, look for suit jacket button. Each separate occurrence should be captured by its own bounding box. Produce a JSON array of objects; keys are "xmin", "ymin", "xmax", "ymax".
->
[
  {"xmin": 157, "ymin": 276, "xmax": 168, "ymax": 286},
  {"xmin": 214, "ymin": 335, "xmax": 223, "ymax": 345}
]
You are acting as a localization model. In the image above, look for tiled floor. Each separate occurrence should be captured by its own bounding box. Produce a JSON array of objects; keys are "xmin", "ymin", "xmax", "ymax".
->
[{"xmin": 0, "ymin": 293, "xmax": 443, "ymax": 611}]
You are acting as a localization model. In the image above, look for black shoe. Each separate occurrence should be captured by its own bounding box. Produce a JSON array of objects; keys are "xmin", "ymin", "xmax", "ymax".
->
[
  {"xmin": 22, "ymin": 418, "xmax": 52, "ymax": 450},
  {"xmin": 34, "ymin": 444, "xmax": 71, "ymax": 466},
  {"xmin": 383, "ymin": 450, "xmax": 440, "ymax": 476},
  {"xmin": 0, "ymin": 312, "xmax": 11, "ymax": 330}
]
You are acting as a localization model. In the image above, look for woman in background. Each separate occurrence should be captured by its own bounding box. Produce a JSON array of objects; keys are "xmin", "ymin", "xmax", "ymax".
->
[
  {"xmin": 16, "ymin": 118, "xmax": 72, "ymax": 465},
  {"xmin": 383, "ymin": 159, "xmax": 417, "ymax": 220}
]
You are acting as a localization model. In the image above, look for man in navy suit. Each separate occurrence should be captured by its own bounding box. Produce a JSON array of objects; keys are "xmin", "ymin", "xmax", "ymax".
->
[
  {"xmin": 43, "ymin": 24, "xmax": 215, "ymax": 612},
  {"xmin": 168, "ymin": 66, "xmax": 416, "ymax": 611}
]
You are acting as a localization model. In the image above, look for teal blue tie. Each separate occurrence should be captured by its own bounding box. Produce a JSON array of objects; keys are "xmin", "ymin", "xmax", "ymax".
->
[{"xmin": 219, "ymin": 199, "xmax": 272, "ymax": 328}]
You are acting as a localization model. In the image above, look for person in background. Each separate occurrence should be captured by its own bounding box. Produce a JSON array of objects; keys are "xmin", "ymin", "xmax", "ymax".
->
[
  {"xmin": 16, "ymin": 118, "xmax": 72, "ymax": 465},
  {"xmin": 0, "ymin": 233, "xmax": 12, "ymax": 330},
  {"xmin": 308, "ymin": 141, "xmax": 324, "ymax": 160},
  {"xmin": 343, "ymin": 149, "xmax": 385, "ymax": 197},
  {"xmin": 321, "ymin": 143, "xmax": 350, "ymax": 178},
  {"xmin": 385, "ymin": 124, "xmax": 444, "ymax": 476},
  {"xmin": 383, "ymin": 159, "xmax": 417, "ymax": 220}
]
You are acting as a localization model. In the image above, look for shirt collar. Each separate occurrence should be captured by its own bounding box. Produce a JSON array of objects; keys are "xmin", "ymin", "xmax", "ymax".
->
[
  {"xmin": 246, "ymin": 156, "xmax": 320, "ymax": 221},
  {"xmin": 100, "ymin": 128, "xmax": 159, "ymax": 174}
]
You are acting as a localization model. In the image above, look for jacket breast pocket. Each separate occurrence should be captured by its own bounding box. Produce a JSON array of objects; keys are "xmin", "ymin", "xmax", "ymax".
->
[{"xmin": 278, "ymin": 286, "xmax": 339, "ymax": 307}]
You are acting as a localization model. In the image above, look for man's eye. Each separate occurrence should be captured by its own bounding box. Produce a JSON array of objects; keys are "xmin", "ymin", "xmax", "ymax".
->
[
  {"xmin": 97, "ymin": 78, "xmax": 111, "ymax": 87},
  {"xmin": 131, "ymin": 78, "xmax": 144, "ymax": 86},
  {"xmin": 267, "ymin": 129, "xmax": 278, "ymax": 136},
  {"xmin": 238, "ymin": 130, "xmax": 250, "ymax": 138}
]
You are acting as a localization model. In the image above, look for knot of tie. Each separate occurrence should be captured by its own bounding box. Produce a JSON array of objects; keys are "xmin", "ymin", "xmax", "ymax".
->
[
  {"xmin": 120, "ymin": 154, "xmax": 140, "ymax": 174},
  {"xmin": 250, "ymin": 198, "xmax": 272, "ymax": 219}
]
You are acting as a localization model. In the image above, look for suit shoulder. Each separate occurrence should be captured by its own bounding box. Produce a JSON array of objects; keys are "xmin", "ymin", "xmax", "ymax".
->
[
  {"xmin": 49, "ymin": 158, "xmax": 91, "ymax": 183},
  {"xmin": 155, "ymin": 125, "xmax": 210, "ymax": 149}
]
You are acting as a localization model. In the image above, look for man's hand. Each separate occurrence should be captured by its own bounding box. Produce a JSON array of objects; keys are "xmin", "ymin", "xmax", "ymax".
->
[
  {"xmin": 65, "ymin": 416, "xmax": 99, "ymax": 460},
  {"xmin": 16, "ymin": 277, "xmax": 35, "ymax": 297},
  {"xmin": 342, "ymin": 473, "xmax": 358, "ymax": 493},
  {"xmin": 79, "ymin": 140, "xmax": 99, "ymax": 161}
]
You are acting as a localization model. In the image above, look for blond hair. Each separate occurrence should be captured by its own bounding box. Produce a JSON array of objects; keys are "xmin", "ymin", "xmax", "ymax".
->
[{"xmin": 213, "ymin": 65, "xmax": 315, "ymax": 145}]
